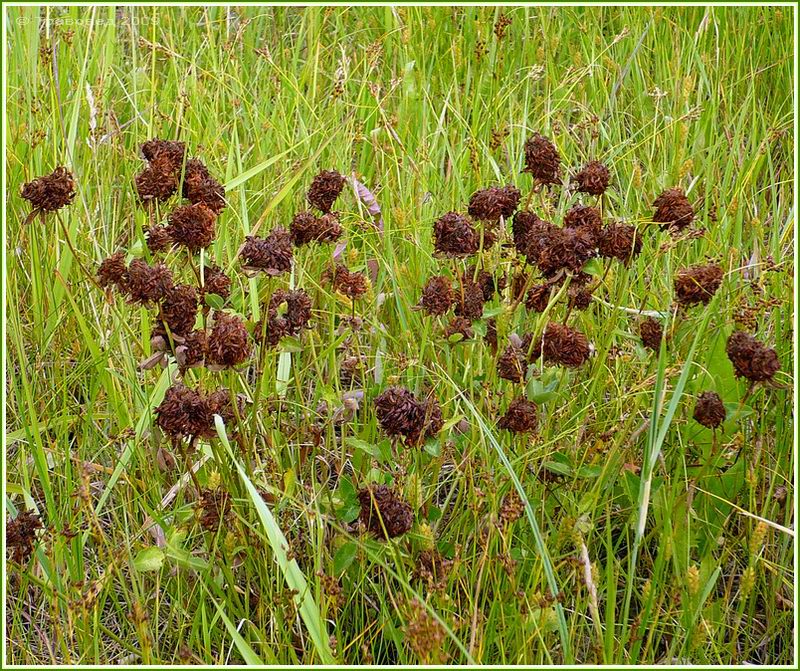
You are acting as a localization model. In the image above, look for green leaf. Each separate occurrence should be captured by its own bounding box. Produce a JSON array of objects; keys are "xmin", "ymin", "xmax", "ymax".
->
[
  {"xmin": 527, "ymin": 377, "xmax": 559, "ymax": 404},
  {"xmin": 132, "ymin": 547, "xmax": 164, "ymax": 573},
  {"xmin": 204, "ymin": 293, "xmax": 225, "ymax": 310},
  {"xmin": 423, "ymin": 438, "xmax": 442, "ymax": 457},
  {"xmin": 279, "ymin": 335, "xmax": 304, "ymax": 353},
  {"xmin": 333, "ymin": 542, "xmax": 358, "ymax": 575}
]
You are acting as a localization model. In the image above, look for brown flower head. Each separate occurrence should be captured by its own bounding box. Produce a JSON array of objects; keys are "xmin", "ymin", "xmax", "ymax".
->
[
  {"xmin": 536, "ymin": 226, "xmax": 597, "ymax": 277},
  {"xmin": 166, "ymin": 203, "xmax": 217, "ymax": 253},
  {"xmin": 499, "ymin": 489, "xmax": 525, "ymax": 524},
  {"xmin": 182, "ymin": 159, "xmax": 226, "ymax": 214},
  {"xmin": 125, "ymin": 259, "xmax": 174, "ymax": 304},
  {"xmin": 563, "ymin": 205, "xmax": 602, "ymax": 239},
  {"xmin": 568, "ymin": 285, "xmax": 593, "ymax": 311},
  {"xmin": 135, "ymin": 155, "xmax": 179, "ymax": 203},
  {"xmin": 471, "ymin": 268, "xmax": 505, "ymax": 301},
  {"xmin": 21, "ymin": 166, "xmax": 76, "ymax": 212},
  {"xmin": 531, "ymin": 322, "xmax": 591, "ymax": 367},
  {"xmin": 6, "ymin": 510, "xmax": 43, "ymax": 563},
  {"xmin": 308, "ymin": 170, "xmax": 346, "ymax": 213},
  {"xmin": 525, "ymin": 283, "xmax": 552, "ymax": 313},
  {"xmin": 207, "ymin": 313, "xmax": 252, "ymax": 368},
  {"xmin": 333, "ymin": 265, "xmax": 368, "ymax": 300},
  {"xmin": 453, "ymin": 277, "xmax": 485, "ymax": 320},
  {"xmin": 200, "ymin": 264, "xmax": 232, "ymax": 302},
  {"xmin": 573, "ymin": 160, "xmax": 610, "ymax": 196},
  {"xmin": 693, "ymin": 391, "xmax": 726, "ymax": 429},
  {"xmin": 155, "ymin": 384, "xmax": 214, "ymax": 439},
  {"xmin": 467, "ymin": 186, "xmax": 521, "ymax": 222},
  {"xmin": 726, "ymin": 331, "xmax": 780, "ymax": 382},
  {"xmin": 523, "ymin": 134, "xmax": 561, "ymax": 184},
  {"xmin": 97, "ymin": 251, "xmax": 128, "ymax": 290},
  {"xmin": 445, "ymin": 316, "xmax": 474, "ymax": 340},
  {"xmin": 240, "ymin": 227, "xmax": 293, "ymax": 275},
  {"xmin": 512, "ymin": 210, "xmax": 540, "ymax": 254},
  {"xmin": 270, "ymin": 288, "xmax": 313, "ymax": 332},
  {"xmin": 358, "ymin": 485, "xmax": 413, "ymax": 539},
  {"xmin": 290, "ymin": 210, "xmax": 343, "ymax": 246},
  {"xmin": 141, "ymin": 139, "xmax": 186, "ymax": 169},
  {"xmin": 433, "ymin": 211, "xmax": 479, "ymax": 258},
  {"xmin": 498, "ymin": 397, "xmax": 537, "ymax": 433},
  {"xmin": 419, "ymin": 276, "xmax": 454, "ymax": 316},
  {"xmin": 146, "ymin": 225, "xmax": 172, "ymax": 254},
  {"xmin": 674, "ymin": 263, "xmax": 723, "ymax": 306},
  {"xmin": 206, "ymin": 388, "xmax": 244, "ymax": 430},
  {"xmin": 374, "ymin": 387, "xmax": 442, "ymax": 445},
  {"xmin": 653, "ymin": 188, "xmax": 694, "ymax": 230},
  {"xmin": 597, "ymin": 224, "xmax": 642, "ymax": 262},
  {"xmin": 197, "ymin": 488, "xmax": 231, "ymax": 531},
  {"xmin": 175, "ymin": 329, "xmax": 208, "ymax": 370},
  {"xmin": 639, "ymin": 317, "xmax": 664, "ymax": 351},
  {"xmin": 497, "ymin": 342, "xmax": 528, "ymax": 382},
  {"xmin": 160, "ymin": 284, "xmax": 198, "ymax": 336},
  {"xmin": 415, "ymin": 549, "xmax": 453, "ymax": 586}
]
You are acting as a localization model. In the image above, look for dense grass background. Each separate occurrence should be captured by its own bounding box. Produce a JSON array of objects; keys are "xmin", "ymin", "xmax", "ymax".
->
[{"xmin": 5, "ymin": 5, "xmax": 794, "ymax": 665}]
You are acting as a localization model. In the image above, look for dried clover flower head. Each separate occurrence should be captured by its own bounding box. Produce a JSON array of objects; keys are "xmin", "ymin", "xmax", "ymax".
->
[
  {"xmin": 597, "ymin": 224, "xmax": 642, "ymax": 262},
  {"xmin": 531, "ymin": 322, "xmax": 591, "ymax": 368},
  {"xmin": 6, "ymin": 510, "xmax": 43, "ymax": 563},
  {"xmin": 207, "ymin": 313, "xmax": 252, "ymax": 368},
  {"xmin": 374, "ymin": 386, "xmax": 443, "ymax": 445},
  {"xmin": 523, "ymin": 134, "xmax": 560, "ymax": 184},
  {"xmin": 674, "ymin": 263, "xmax": 723, "ymax": 306},
  {"xmin": 97, "ymin": 252, "xmax": 128, "ymax": 290},
  {"xmin": 433, "ymin": 212, "xmax": 479, "ymax": 258},
  {"xmin": 639, "ymin": 317, "xmax": 664, "ymax": 351},
  {"xmin": 333, "ymin": 265, "xmax": 368, "ymax": 300},
  {"xmin": 141, "ymin": 139, "xmax": 186, "ymax": 169},
  {"xmin": 467, "ymin": 185, "xmax": 521, "ymax": 222},
  {"xmin": 573, "ymin": 160, "xmax": 610, "ymax": 196},
  {"xmin": 200, "ymin": 264, "xmax": 232, "ymax": 302},
  {"xmin": 240, "ymin": 227, "xmax": 293, "ymax": 275},
  {"xmin": 124, "ymin": 259, "xmax": 174, "ymax": 305},
  {"xmin": 358, "ymin": 485, "xmax": 413, "ymax": 539},
  {"xmin": 135, "ymin": 155, "xmax": 179, "ymax": 203},
  {"xmin": 166, "ymin": 203, "xmax": 217, "ymax": 253},
  {"xmin": 726, "ymin": 331, "xmax": 780, "ymax": 382},
  {"xmin": 160, "ymin": 284, "xmax": 199, "ymax": 336},
  {"xmin": 693, "ymin": 391, "xmax": 726, "ymax": 429},
  {"xmin": 21, "ymin": 166, "xmax": 76, "ymax": 212},
  {"xmin": 307, "ymin": 170, "xmax": 346, "ymax": 213},
  {"xmin": 290, "ymin": 210, "xmax": 343, "ymax": 246},
  {"xmin": 419, "ymin": 276, "xmax": 455, "ymax": 316},
  {"xmin": 497, "ymin": 397, "xmax": 537, "ymax": 433},
  {"xmin": 182, "ymin": 158, "xmax": 226, "ymax": 214},
  {"xmin": 653, "ymin": 188, "xmax": 694, "ymax": 230}
]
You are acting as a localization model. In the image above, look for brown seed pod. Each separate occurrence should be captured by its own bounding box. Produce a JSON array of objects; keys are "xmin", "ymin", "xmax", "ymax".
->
[
  {"xmin": 419, "ymin": 276, "xmax": 454, "ymax": 316},
  {"xmin": 523, "ymin": 134, "xmax": 561, "ymax": 184},
  {"xmin": 240, "ymin": 227, "xmax": 293, "ymax": 275},
  {"xmin": 674, "ymin": 263, "xmax": 723, "ymax": 306},
  {"xmin": 467, "ymin": 185, "xmax": 521, "ymax": 222},
  {"xmin": 573, "ymin": 160, "xmax": 610, "ymax": 196},
  {"xmin": 200, "ymin": 264, "xmax": 232, "ymax": 302},
  {"xmin": 333, "ymin": 265, "xmax": 368, "ymax": 300},
  {"xmin": 97, "ymin": 251, "xmax": 128, "ymax": 290},
  {"xmin": 182, "ymin": 159, "xmax": 226, "ymax": 214},
  {"xmin": 135, "ymin": 155, "xmax": 179, "ymax": 203},
  {"xmin": 525, "ymin": 283, "xmax": 552, "ymax": 313},
  {"xmin": 453, "ymin": 277, "xmax": 485, "ymax": 320},
  {"xmin": 21, "ymin": 166, "xmax": 76, "ymax": 213},
  {"xmin": 358, "ymin": 485, "xmax": 413, "ymax": 539},
  {"xmin": 498, "ymin": 397, "xmax": 537, "ymax": 433},
  {"xmin": 639, "ymin": 317, "xmax": 664, "ymax": 351},
  {"xmin": 160, "ymin": 284, "xmax": 198, "ymax": 336},
  {"xmin": 530, "ymin": 322, "xmax": 591, "ymax": 368},
  {"xmin": 197, "ymin": 488, "xmax": 231, "ymax": 531},
  {"xmin": 290, "ymin": 210, "xmax": 343, "ymax": 246},
  {"xmin": 597, "ymin": 224, "xmax": 642, "ymax": 262},
  {"xmin": 6, "ymin": 510, "xmax": 43, "ymax": 563},
  {"xmin": 563, "ymin": 205, "xmax": 602, "ymax": 239},
  {"xmin": 141, "ymin": 139, "xmax": 186, "ymax": 169},
  {"xmin": 433, "ymin": 211, "xmax": 480, "ymax": 258},
  {"xmin": 653, "ymin": 188, "xmax": 694, "ymax": 230},
  {"xmin": 726, "ymin": 331, "xmax": 780, "ymax": 382},
  {"xmin": 497, "ymin": 342, "xmax": 528, "ymax": 382},
  {"xmin": 207, "ymin": 313, "xmax": 252, "ymax": 368},
  {"xmin": 155, "ymin": 384, "xmax": 214, "ymax": 439},
  {"xmin": 693, "ymin": 391, "xmax": 726, "ymax": 429},
  {"xmin": 269, "ymin": 288, "xmax": 313, "ymax": 332},
  {"xmin": 374, "ymin": 387, "xmax": 442, "ymax": 445},
  {"xmin": 166, "ymin": 203, "xmax": 217, "ymax": 253},
  {"xmin": 307, "ymin": 170, "xmax": 346, "ymax": 213},
  {"xmin": 498, "ymin": 489, "xmax": 525, "ymax": 524},
  {"xmin": 125, "ymin": 259, "xmax": 174, "ymax": 305},
  {"xmin": 536, "ymin": 227, "xmax": 597, "ymax": 277},
  {"xmin": 145, "ymin": 225, "xmax": 173, "ymax": 254},
  {"xmin": 445, "ymin": 316, "xmax": 473, "ymax": 340},
  {"xmin": 415, "ymin": 549, "xmax": 453, "ymax": 586}
]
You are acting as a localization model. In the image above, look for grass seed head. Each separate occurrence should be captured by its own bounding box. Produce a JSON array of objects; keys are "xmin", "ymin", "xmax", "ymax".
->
[
  {"xmin": 307, "ymin": 169, "xmax": 346, "ymax": 213},
  {"xmin": 21, "ymin": 166, "xmax": 76, "ymax": 212},
  {"xmin": 726, "ymin": 331, "xmax": 780, "ymax": 382},
  {"xmin": 523, "ymin": 133, "xmax": 561, "ymax": 184},
  {"xmin": 693, "ymin": 391, "xmax": 726, "ymax": 429}
]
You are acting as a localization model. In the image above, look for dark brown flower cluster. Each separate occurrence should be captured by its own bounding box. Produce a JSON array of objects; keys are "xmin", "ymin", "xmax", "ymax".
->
[
  {"xmin": 563, "ymin": 205, "xmax": 602, "ymax": 239},
  {"xmin": 333, "ymin": 265, "xmax": 368, "ymax": 300},
  {"xmin": 693, "ymin": 391, "xmax": 726, "ymax": 429},
  {"xmin": 726, "ymin": 331, "xmax": 780, "ymax": 382},
  {"xmin": 453, "ymin": 276, "xmax": 486, "ymax": 320},
  {"xmin": 525, "ymin": 282, "xmax": 552, "ymax": 313},
  {"xmin": 497, "ymin": 339, "xmax": 530, "ymax": 382},
  {"xmin": 135, "ymin": 139, "xmax": 186, "ymax": 203},
  {"xmin": 374, "ymin": 387, "xmax": 443, "ymax": 445},
  {"xmin": 445, "ymin": 316, "xmax": 473, "ymax": 340},
  {"xmin": 597, "ymin": 224, "xmax": 642, "ymax": 262},
  {"xmin": 573, "ymin": 160, "xmax": 610, "ymax": 196},
  {"xmin": 523, "ymin": 134, "xmax": 561, "ymax": 184},
  {"xmin": 358, "ymin": 485, "xmax": 413, "ymax": 539},
  {"xmin": 21, "ymin": 166, "xmax": 76, "ymax": 213},
  {"xmin": 160, "ymin": 284, "xmax": 199, "ymax": 335},
  {"xmin": 6, "ymin": 510, "xmax": 43, "ymax": 563},
  {"xmin": 433, "ymin": 212, "xmax": 479, "ymax": 257},
  {"xmin": 200, "ymin": 264, "xmax": 232, "ymax": 302},
  {"xmin": 639, "ymin": 317, "xmax": 664, "ymax": 351},
  {"xmin": 653, "ymin": 188, "xmax": 694, "ymax": 230},
  {"xmin": 290, "ymin": 211, "xmax": 343, "ymax": 246},
  {"xmin": 155, "ymin": 383, "xmax": 240, "ymax": 441},
  {"xmin": 207, "ymin": 313, "xmax": 252, "ymax": 368},
  {"xmin": 308, "ymin": 170, "xmax": 346, "ymax": 214},
  {"xmin": 530, "ymin": 322, "xmax": 591, "ymax": 368},
  {"xmin": 166, "ymin": 203, "xmax": 217, "ymax": 253},
  {"xmin": 256, "ymin": 289, "xmax": 313, "ymax": 347},
  {"xmin": 497, "ymin": 397, "xmax": 537, "ymax": 433},
  {"xmin": 240, "ymin": 228, "xmax": 293, "ymax": 275},
  {"xmin": 197, "ymin": 488, "xmax": 232, "ymax": 531},
  {"xmin": 533, "ymin": 225, "xmax": 597, "ymax": 277},
  {"xmin": 419, "ymin": 276, "xmax": 454, "ymax": 316},
  {"xmin": 674, "ymin": 263, "xmax": 723, "ymax": 306},
  {"xmin": 467, "ymin": 186, "xmax": 521, "ymax": 222},
  {"xmin": 124, "ymin": 259, "xmax": 175, "ymax": 305},
  {"xmin": 182, "ymin": 158, "xmax": 226, "ymax": 214},
  {"xmin": 146, "ymin": 225, "xmax": 173, "ymax": 254}
]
